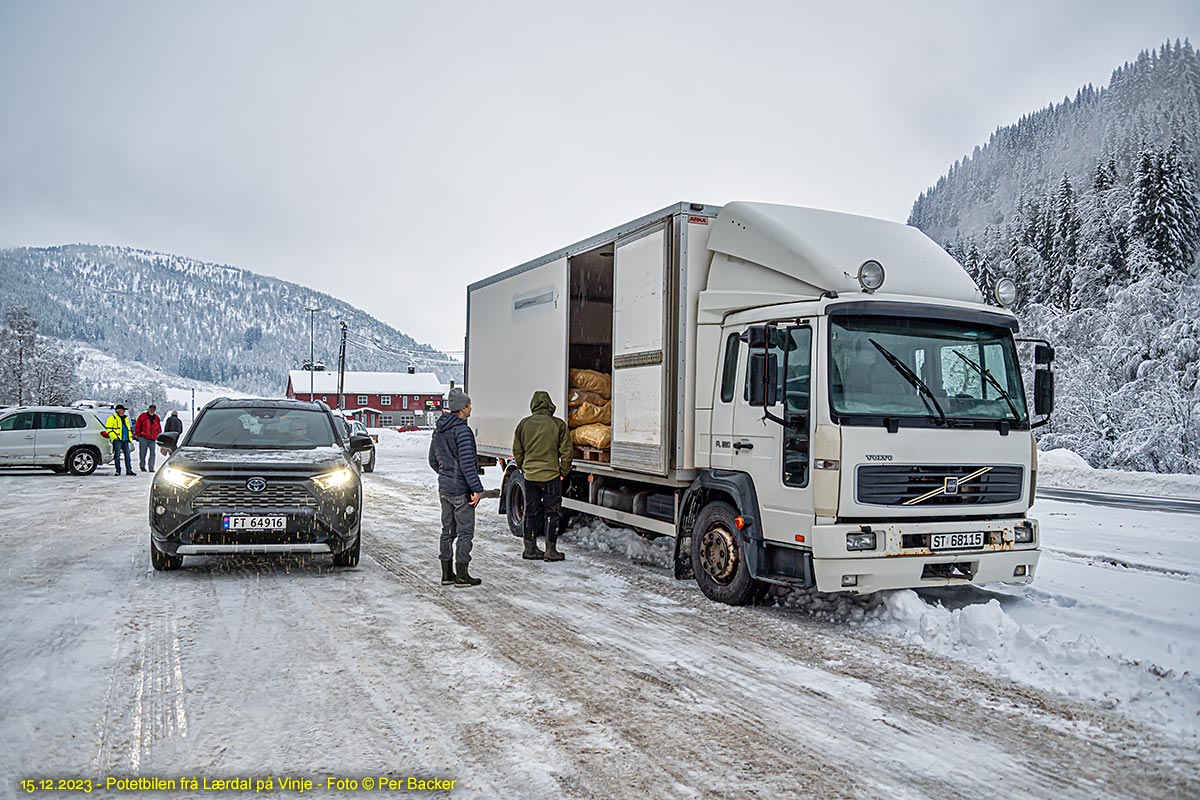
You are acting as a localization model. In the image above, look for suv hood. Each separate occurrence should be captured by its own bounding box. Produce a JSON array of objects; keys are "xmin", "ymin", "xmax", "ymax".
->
[{"xmin": 169, "ymin": 446, "xmax": 348, "ymax": 474}]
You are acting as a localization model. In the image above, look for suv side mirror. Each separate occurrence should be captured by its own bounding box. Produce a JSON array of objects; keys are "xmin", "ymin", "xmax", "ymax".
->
[
  {"xmin": 349, "ymin": 432, "xmax": 373, "ymax": 454},
  {"xmin": 156, "ymin": 431, "xmax": 180, "ymax": 452}
]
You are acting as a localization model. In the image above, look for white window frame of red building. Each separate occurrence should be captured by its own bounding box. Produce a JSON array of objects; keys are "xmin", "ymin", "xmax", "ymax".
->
[
  {"xmin": 381, "ymin": 415, "xmax": 393, "ymax": 426},
  {"xmin": 381, "ymin": 395, "xmax": 392, "ymax": 406},
  {"xmin": 357, "ymin": 395, "xmax": 368, "ymax": 405},
  {"xmin": 402, "ymin": 395, "xmax": 409, "ymax": 409}
]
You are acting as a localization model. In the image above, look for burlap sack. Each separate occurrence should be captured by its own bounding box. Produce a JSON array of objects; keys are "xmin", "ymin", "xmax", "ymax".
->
[
  {"xmin": 568, "ymin": 400, "xmax": 611, "ymax": 428},
  {"xmin": 568, "ymin": 388, "xmax": 607, "ymax": 408},
  {"xmin": 572, "ymin": 423, "xmax": 611, "ymax": 449},
  {"xmin": 569, "ymin": 368, "xmax": 611, "ymax": 399}
]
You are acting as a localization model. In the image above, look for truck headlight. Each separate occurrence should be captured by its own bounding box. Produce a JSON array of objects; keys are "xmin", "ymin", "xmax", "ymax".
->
[
  {"xmin": 160, "ymin": 466, "xmax": 201, "ymax": 489},
  {"xmin": 846, "ymin": 532, "xmax": 877, "ymax": 551},
  {"xmin": 312, "ymin": 467, "xmax": 355, "ymax": 491},
  {"xmin": 858, "ymin": 260, "xmax": 885, "ymax": 292},
  {"xmin": 994, "ymin": 277, "xmax": 1018, "ymax": 307},
  {"xmin": 1014, "ymin": 522, "xmax": 1035, "ymax": 544}
]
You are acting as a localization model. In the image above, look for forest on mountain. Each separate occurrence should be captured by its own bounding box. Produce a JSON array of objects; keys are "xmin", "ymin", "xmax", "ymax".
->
[
  {"xmin": 910, "ymin": 39, "xmax": 1200, "ymax": 473},
  {"xmin": 0, "ymin": 245, "xmax": 462, "ymax": 396}
]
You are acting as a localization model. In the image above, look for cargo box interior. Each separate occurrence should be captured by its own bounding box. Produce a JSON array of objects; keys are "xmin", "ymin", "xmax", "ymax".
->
[{"xmin": 568, "ymin": 246, "xmax": 614, "ymax": 373}]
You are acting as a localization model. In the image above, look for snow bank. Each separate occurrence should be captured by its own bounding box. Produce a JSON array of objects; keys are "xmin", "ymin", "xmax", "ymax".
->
[
  {"xmin": 561, "ymin": 519, "xmax": 673, "ymax": 569},
  {"xmin": 1038, "ymin": 447, "xmax": 1200, "ymax": 498}
]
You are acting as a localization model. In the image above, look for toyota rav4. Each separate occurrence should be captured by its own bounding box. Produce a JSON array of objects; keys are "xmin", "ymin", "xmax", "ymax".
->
[{"xmin": 149, "ymin": 398, "xmax": 372, "ymax": 571}]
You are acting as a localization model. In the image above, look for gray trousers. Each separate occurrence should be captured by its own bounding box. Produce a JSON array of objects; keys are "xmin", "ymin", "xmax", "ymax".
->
[
  {"xmin": 138, "ymin": 437, "xmax": 157, "ymax": 470},
  {"xmin": 439, "ymin": 493, "xmax": 475, "ymax": 564}
]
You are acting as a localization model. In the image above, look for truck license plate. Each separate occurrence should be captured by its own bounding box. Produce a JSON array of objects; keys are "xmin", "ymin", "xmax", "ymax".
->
[
  {"xmin": 223, "ymin": 516, "xmax": 286, "ymax": 531},
  {"xmin": 930, "ymin": 531, "xmax": 983, "ymax": 551}
]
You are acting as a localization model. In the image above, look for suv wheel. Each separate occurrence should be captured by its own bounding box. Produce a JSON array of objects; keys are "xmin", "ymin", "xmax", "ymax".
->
[
  {"xmin": 67, "ymin": 447, "xmax": 99, "ymax": 476},
  {"xmin": 150, "ymin": 539, "xmax": 183, "ymax": 571},
  {"xmin": 332, "ymin": 534, "xmax": 361, "ymax": 567},
  {"xmin": 362, "ymin": 452, "xmax": 375, "ymax": 473}
]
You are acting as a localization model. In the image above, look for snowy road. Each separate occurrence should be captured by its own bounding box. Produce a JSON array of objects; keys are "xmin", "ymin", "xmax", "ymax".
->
[{"xmin": 1, "ymin": 433, "xmax": 1197, "ymax": 799}]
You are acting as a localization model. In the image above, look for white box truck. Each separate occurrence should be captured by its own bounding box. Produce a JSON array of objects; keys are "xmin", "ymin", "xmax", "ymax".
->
[{"xmin": 466, "ymin": 202, "xmax": 1054, "ymax": 604}]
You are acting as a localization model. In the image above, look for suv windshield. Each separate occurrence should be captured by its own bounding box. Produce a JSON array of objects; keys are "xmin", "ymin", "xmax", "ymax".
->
[
  {"xmin": 830, "ymin": 314, "xmax": 1029, "ymax": 425},
  {"xmin": 186, "ymin": 408, "xmax": 338, "ymax": 449}
]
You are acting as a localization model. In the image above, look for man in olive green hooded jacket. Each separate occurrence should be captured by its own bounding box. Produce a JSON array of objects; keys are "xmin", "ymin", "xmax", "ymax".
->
[{"xmin": 512, "ymin": 390, "xmax": 573, "ymax": 561}]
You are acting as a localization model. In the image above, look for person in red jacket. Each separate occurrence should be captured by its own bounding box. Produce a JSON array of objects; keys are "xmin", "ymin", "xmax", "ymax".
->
[{"xmin": 135, "ymin": 404, "xmax": 163, "ymax": 472}]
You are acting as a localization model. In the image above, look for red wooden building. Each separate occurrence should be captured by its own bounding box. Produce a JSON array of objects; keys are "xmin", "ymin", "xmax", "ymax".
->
[{"xmin": 286, "ymin": 370, "xmax": 449, "ymax": 428}]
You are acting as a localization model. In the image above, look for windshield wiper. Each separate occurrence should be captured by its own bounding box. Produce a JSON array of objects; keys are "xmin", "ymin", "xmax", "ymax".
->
[
  {"xmin": 952, "ymin": 350, "xmax": 1022, "ymax": 422},
  {"xmin": 868, "ymin": 339, "xmax": 947, "ymax": 425}
]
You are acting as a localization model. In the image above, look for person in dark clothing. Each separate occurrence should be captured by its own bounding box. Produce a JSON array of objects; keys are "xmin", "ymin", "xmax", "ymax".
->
[
  {"xmin": 428, "ymin": 388, "xmax": 485, "ymax": 587},
  {"xmin": 512, "ymin": 390, "xmax": 573, "ymax": 561},
  {"xmin": 164, "ymin": 410, "xmax": 183, "ymax": 436},
  {"xmin": 135, "ymin": 404, "xmax": 163, "ymax": 472}
]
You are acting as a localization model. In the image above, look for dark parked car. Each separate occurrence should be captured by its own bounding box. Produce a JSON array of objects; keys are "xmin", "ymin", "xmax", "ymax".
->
[{"xmin": 148, "ymin": 398, "xmax": 373, "ymax": 571}]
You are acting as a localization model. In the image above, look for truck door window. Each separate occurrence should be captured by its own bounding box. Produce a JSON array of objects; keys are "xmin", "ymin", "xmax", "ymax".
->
[
  {"xmin": 720, "ymin": 333, "xmax": 740, "ymax": 403},
  {"xmin": 782, "ymin": 327, "xmax": 812, "ymax": 488}
]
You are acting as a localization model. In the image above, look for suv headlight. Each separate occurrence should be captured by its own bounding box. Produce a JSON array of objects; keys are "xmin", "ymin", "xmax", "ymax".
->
[
  {"xmin": 160, "ymin": 466, "xmax": 201, "ymax": 489},
  {"xmin": 312, "ymin": 467, "xmax": 355, "ymax": 491}
]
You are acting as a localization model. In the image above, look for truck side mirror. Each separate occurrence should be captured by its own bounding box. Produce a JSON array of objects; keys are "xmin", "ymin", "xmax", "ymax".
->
[
  {"xmin": 747, "ymin": 353, "xmax": 778, "ymax": 407},
  {"xmin": 741, "ymin": 325, "xmax": 769, "ymax": 349},
  {"xmin": 1034, "ymin": 344, "xmax": 1055, "ymax": 365},
  {"xmin": 1034, "ymin": 370, "xmax": 1054, "ymax": 417}
]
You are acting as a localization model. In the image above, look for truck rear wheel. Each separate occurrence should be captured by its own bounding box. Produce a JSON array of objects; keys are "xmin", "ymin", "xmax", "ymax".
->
[
  {"xmin": 504, "ymin": 470, "xmax": 526, "ymax": 537},
  {"xmin": 691, "ymin": 501, "xmax": 763, "ymax": 606}
]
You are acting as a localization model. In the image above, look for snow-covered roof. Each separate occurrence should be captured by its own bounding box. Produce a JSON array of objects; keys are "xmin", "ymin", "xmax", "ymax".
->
[
  {"xmin": 706, "ymin": 202, "xmax": 984, "ymax": 304},
  {"xmin": 287, "ymin": 371, "xmax": 448, "ymax": 395}
]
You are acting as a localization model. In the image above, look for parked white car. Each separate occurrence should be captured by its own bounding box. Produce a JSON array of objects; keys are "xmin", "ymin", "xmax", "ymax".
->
[{"xmin": 0, "ymin": 406, "xmax": 111, "ymax": 475}]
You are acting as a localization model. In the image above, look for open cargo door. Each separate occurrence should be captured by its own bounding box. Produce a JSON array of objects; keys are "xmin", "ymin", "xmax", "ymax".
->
[
  {"xmin": 467, "ymin": 257, "xmax": 569, "ymax": 455},
  {"xmin": 610, "ymin": 223, "xmax": 670, "ymax": 475}
]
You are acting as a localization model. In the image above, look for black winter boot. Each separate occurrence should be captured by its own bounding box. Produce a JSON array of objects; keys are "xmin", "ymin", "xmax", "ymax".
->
[
  {"xmin": 455, "ymin": 562, "xmax": 482, "ymax": 587},
  {"xmin": 440, "ymin": 560, "xmax": 456, "ymax": 585},
  {"xmin": 544, "ymin": 537, "xmax": 565, "ymax": 562},
  {"xmin": 522, "ymin": 536, "xmax": 544, "ymax": 560}
]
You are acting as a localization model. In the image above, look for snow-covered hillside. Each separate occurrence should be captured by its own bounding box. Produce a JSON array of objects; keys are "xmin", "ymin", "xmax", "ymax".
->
[{"xmin": 0, "ymin": 244, "xmax": 462, "ymax": 396}]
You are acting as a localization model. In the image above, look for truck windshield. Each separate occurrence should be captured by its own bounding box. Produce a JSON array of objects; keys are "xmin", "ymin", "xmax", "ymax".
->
[
  {"xmin": 829, "ymin": 315, "xmax": 1028, "ymax": 426},
  {"xmin": 186, "ymin": 408, "xmax": 338, "ymax": 449}
]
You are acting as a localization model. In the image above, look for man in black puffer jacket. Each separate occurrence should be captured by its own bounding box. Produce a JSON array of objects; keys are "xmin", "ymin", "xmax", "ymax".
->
[{"xmin": 428, "ymin": 388, "xmax": 485, "ymax": 587}]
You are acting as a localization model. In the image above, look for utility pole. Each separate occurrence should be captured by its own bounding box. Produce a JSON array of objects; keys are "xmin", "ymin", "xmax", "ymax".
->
[
  {"xmin": 305, "ymin": 306, "xmax": 321, "ymax": 400},
  {"xmin": 337, "ymin": 321, "xmax": 348, "ymax": 410}
]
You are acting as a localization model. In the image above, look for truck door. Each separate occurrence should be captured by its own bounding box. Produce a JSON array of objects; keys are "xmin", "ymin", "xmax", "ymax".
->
[
  {"xmin": 731, "ymin": 325, "xmax": 815, "ymax": 546},
  {"xmin": 610, "ymin": 222, "xmax": 670, "ymax": 475}
]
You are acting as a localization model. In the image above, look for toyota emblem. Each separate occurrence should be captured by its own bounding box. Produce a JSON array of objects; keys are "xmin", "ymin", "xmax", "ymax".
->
[{"xmin": 246, "ymin": 477, "xmax": 267, "ymax": 493}]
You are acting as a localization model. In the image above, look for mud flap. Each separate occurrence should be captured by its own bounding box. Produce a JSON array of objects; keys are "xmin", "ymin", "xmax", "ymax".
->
[{"xmin": 673, "ymin": 533, "xmax": 693, "ymax": 580}]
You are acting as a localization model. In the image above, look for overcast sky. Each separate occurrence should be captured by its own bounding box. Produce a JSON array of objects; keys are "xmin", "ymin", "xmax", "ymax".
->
[{"xmin": 1, "ymin": 0, "xmax": 1196, "ymax": 355}]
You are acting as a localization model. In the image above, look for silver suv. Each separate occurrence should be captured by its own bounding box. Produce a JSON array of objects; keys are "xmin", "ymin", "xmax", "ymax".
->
[{"xmin": 0, "ymin": 406, "xmax": 111, "ymax": 475}]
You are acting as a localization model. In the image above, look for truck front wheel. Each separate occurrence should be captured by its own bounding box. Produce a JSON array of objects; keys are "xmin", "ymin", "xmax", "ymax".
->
[{"xmin": 691, "ymin": 501, "xmax": 763, "ymax": 606}]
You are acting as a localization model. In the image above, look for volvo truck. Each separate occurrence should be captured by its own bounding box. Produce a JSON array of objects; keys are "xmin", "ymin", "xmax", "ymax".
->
[{"xmin": 465, "ymin": 202, "xmax": 1054, "ymax": 604}]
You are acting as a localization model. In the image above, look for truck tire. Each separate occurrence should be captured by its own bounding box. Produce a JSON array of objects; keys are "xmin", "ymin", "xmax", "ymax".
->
[
  {"xmin": 504, "ymin": 470, "xmax": 526, "ymax": 537},
  {"xmin": 691, "ymin": 501, "xmax": 763, "ymax": 606},
  {"xmin": 67, "ymin": 446, "xmax": 99, "ymax": 476},
  {"xmin": 150, "ymin": 539, "xmax": 183, "ymax": 571}
]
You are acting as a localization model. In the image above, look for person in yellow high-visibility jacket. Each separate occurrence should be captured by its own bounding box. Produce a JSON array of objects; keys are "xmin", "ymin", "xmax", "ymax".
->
[{"xmin": 104, "ymin": 405, "xmax": 136, "ymax": 476}]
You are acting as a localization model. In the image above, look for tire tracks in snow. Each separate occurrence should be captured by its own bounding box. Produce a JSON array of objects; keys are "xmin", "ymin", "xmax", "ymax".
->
[{"xmin": 361, "ymin": 475, "xmax": 1200, "ymax": 799}]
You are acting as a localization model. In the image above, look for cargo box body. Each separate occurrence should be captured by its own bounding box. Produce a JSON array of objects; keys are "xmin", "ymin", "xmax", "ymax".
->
[{"xmin": 466, "ymin": 202, "xmax": 720, "ymax": 485}]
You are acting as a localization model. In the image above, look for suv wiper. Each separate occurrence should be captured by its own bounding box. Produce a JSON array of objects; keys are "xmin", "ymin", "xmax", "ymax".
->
[
  {"xmin": 868, "ymin": 339, "xmax": 947, "ymax": 424},
  {"xmin": 952, "ymin": 350, "xmax": 1022, "ymax": 422}
]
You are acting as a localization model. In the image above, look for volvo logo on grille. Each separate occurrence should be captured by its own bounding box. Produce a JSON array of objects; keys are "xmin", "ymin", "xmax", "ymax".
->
[
  {"xmin": 944, "ymin": 477, "xmax": 960, "ymax": 495},
  {"xmin": 246, "ymin": 477, "xmax": 267, "ymax": 493}
]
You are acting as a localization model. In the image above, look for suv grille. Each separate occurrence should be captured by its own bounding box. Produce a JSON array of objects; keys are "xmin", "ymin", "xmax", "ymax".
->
[
  {"xmin": 192, "ymin": 481, "xmax": 316, "ymax": 511},
  {"xmin": 856, "ymin": 465, "xmax": 1024, "ymax": 506}
]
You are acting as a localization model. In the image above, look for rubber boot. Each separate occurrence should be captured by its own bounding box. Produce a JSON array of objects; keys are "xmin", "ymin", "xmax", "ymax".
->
[
  {"xmin": 455, "ymin": 561, "xmax": 482, "ymax": 587},
  {"xmin": 522, "ymin": 535, "xmax": 544, "ymax": 560},
  {"xmin": 440, "ymin": 560, "xmax": 456, "ymax": 586},
  {"xmin": 544, "ymin": 536, "xmax": 565, "ymax": 562}
]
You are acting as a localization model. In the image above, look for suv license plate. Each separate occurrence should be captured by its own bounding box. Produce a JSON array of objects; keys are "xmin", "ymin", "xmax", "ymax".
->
[
  {"xmin": 223, "ymin": 516, "xmax": 286, "ymax": 531},
  {"xmin": 931, "ymin": 532, "xmax": 984, "ymax": 551}
]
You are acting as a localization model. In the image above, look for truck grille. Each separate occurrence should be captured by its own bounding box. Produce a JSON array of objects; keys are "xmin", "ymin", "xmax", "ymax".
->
[
  {"xmin": 192, "ymin": 481, "xmax": 316, "ymax": 511},
  {"xmin": 856, "ymin": 465, "xmax": 1024, "ymax": 506}
]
